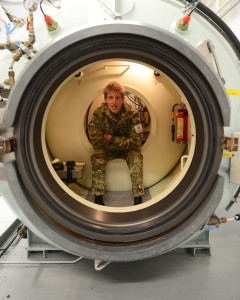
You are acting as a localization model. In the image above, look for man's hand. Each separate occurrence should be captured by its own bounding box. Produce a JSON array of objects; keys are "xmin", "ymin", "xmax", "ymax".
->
[
  {"xmin": 104, "ymin": 134, "xmax": 114, "ymax": 144},
  {"xmin": 104, "ymin": 134, "xmax": 112, "ymax": 142}
]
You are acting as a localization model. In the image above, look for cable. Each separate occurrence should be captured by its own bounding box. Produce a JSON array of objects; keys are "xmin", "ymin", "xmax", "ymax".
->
[
  {"xmin": 40, "ymin": 0, "xmax": 46, "ymax": 16},
  {"xmin": 5, "ymin": 22, "xmax": 17, "ymax": 35},
  {"xmin": 46, "ymin": 0, "xmax": 61, "ymax": 9},
  {"xmin": 125, "ymin": 92, "xmax": 144, "ymax": 108},
  {"xmin": 40, "ymin": 0, "xmax": 61, "ymax": 15}
]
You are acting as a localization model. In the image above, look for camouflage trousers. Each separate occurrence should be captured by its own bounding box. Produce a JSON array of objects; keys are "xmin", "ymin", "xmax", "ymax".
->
[{"xmin": 91, "ymin": 149, "xmax": 144, "ymax": 197}]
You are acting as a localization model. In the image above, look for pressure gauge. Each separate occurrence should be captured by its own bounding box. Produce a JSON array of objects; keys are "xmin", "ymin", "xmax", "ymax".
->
[{"xmin": 23, "ymin": 0, "xmax": 38, "ymax": 12}]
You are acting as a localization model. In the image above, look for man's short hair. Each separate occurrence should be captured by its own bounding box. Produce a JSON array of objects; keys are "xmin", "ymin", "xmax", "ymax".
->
[{"xmin": 104, "ymin": 82, "xmax": 125, "ymax": 99}]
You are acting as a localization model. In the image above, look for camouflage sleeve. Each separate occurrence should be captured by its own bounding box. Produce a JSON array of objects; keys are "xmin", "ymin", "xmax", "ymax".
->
[
  {"xmin": 108, "ymin": 112, "xmax": 143, "ymax": 151},
  {"xmin": 87, "ymin": 112, "xmax": 104, "ymax": 150}
]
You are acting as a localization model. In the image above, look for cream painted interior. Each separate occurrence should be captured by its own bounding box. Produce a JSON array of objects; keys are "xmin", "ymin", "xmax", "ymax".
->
[{"xmin": 43, "ymin": 59, "xmax": 196, "ymax": 210}]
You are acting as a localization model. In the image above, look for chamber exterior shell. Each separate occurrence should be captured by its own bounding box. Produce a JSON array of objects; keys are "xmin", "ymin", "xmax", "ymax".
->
[{"xmin": 0, "ymin": 0, "xmax": 239, "ymax": 261}]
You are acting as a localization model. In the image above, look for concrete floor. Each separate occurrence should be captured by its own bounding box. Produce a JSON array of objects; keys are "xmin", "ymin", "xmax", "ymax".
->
[{"xmin": 0, "ymin": 204, "xmax": 240, "ymax": 300}]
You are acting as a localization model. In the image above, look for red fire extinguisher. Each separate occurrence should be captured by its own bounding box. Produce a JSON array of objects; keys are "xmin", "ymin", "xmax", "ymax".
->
[{"xmin": 172, "ymin": 104, "xmax": 188, "ymax": 143}]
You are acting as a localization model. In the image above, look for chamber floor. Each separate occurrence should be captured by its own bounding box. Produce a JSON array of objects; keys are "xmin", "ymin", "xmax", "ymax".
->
[{"xmin": 86, "ymin": 189, "xmax": 152, "ymax": 207}]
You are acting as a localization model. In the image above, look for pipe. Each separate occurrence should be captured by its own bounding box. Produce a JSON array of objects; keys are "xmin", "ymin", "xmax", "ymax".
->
[
  {"xmin": 215, "ymin": 0, "xmax": 231, "ymax": 14},
  {"xmin": 0, "ymin": 42, "xmax": 18, "ymax": 52},
  {"xmin": 0, "ymin": 220, "xmax": 22, "ymax": 258},
  {"xmin": 0, "ymin": 256, "xmax": 83, "ymax": 264},
  {"xmin": 0, "ymin": 232, "xmax": 18, "ymax": 258},
  {"xmin": 219, "ymin": 0, "xmax": 240, "ymax": 18},
  {"xmin": 215, "ymin": 0, "xmax": 236, "ymax": 15},
  {"xmin": 27, "ymin": 12, "xmax": 36, "ymax": 45},
  {"xmin": 207, "ymin": 214, "xmax": 240, "ymax": 226},
  {"xmin": 205, "ymin": 0, "xmax": 216, "ymax": 8}
]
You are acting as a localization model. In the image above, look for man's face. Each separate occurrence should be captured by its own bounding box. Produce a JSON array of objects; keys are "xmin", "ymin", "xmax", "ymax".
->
[{"xmin": 105, "ymin": 91, "xmax": 124, "ymax": 115}]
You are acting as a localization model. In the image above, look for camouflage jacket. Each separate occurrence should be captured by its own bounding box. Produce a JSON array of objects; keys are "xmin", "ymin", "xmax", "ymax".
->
[{"xmin": 88, "ymin": 102, "xmax": 143, "ymax": 151}]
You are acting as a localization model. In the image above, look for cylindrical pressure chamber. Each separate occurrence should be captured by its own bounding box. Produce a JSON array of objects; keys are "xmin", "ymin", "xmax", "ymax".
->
[{"xmin": 0, "ymin": 0, "xmax": 239, "ymax": 261}]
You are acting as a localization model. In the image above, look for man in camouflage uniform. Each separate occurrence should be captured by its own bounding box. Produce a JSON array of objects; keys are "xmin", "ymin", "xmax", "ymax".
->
[{"xmin": 88, "ymin": 81, "xmax": 144, "ymax": 206}]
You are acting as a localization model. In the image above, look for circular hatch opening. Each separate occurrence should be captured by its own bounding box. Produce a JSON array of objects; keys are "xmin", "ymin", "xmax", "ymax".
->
[
  {"xmin": 43, "ymin": 59, "xmax": 195, "ymax": 212},
  {"xmin": 10, "ymin": 25, "xmax": 224, "ymax": 259}
]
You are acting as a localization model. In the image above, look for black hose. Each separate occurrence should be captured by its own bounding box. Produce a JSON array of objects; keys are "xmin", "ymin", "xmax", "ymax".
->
[{"xmin": 40, "ymin": 0, "xmax": 46, "ymax": 17}]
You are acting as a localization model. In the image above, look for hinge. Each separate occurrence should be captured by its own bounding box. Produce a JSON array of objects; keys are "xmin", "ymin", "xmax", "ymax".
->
[{"xmin": 0, "ymin": 137, "xmax": 16, "ymax": 155}]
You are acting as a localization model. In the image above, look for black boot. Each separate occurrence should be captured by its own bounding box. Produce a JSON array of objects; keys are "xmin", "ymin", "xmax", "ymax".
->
[
  {"xmin": 134, "ymin": 196, "xmax": 142, "ymax": 205},
  {"xmin": 94, "ymin": 195, "xmax": 104, "ymax": 206}
]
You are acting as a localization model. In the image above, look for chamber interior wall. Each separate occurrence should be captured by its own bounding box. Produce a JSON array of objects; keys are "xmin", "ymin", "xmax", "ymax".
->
[{"xmin": 45, "ymin": 61, "xmax": 188, "ymax": 192}]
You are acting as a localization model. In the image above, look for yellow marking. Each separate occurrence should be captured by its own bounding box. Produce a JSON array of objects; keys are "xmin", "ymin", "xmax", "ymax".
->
[
  {"xmin": 226, "ymin": 89, "xmax": 240, "ymax": 96},
  {"xmin": 223, "ymin": 152, "xmax": 234, "ymax": 158}
]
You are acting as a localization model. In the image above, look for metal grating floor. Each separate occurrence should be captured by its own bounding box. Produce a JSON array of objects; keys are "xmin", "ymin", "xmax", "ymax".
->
[{"xmin": 85, "ymin": 189, "xmax": 152, "ymax": 207}]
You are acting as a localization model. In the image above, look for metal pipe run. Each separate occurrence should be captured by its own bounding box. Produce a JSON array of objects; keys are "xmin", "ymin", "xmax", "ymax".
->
[
  {"xmin": 0, "ymin": 256, "xmax": 83, "ymax": 264},
  {"xmin": 219, "ymin": 0, "xmax": 240, "ymax": 18}
]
